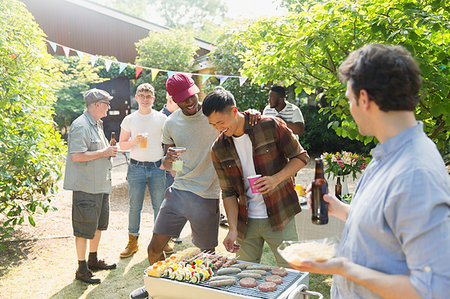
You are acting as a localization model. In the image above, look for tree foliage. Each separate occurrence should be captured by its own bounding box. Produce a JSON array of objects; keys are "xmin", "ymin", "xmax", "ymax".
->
[
  {"xmin": 0, "ymin": 0, "xmax": 65, "ymax": 246},
  {"xmin": 52, "ymin": 56, "xmax": 105, "ymax": 133},
  {"xmin": 135, "ymin": 29, "xmax": 199, "ymax": 110},
  {"xmin": 209, "ymin": 28, "xmax": 269, "ymax": 112},
  {"xmin": 224, "ymin": 0, "xmax": 450, "ymax": 153}
]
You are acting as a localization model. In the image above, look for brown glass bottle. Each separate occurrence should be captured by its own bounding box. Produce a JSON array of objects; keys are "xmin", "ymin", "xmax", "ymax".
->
[
  {"xmin": 335, "ymin": 177, "xmax": 342, "ymax": 201},
  {"xmin": 312, "ymin": 158, "xmax": 328, "ymax": 225},
  {"xmin": 110, "ymin": 132, "xmax": 117, "ymax": 146}
]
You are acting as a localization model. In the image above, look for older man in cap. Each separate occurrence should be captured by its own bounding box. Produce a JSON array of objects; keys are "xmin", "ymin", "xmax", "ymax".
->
[{"xmin": 64, "ymin": 88, "xmax": 118, "ymax": 284}]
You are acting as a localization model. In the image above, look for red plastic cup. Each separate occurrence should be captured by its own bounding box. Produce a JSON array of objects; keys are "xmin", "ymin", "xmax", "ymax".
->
[{"xmin": 247, "ymin": 175, "xmax": 262, "ymax": 193}]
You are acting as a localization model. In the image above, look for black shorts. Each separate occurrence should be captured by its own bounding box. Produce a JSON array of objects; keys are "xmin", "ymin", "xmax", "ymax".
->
[{"xmin": 72, "ymin": 191, "xmax": 109, "ymax": 239}]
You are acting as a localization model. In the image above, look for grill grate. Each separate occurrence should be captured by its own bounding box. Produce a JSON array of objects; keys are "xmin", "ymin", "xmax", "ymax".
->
[{"xmin": 154, "ymin": 262, "xmax": 307, "ymax": 299}]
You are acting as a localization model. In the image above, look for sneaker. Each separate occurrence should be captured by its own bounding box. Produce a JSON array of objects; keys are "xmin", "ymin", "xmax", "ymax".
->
[
  {"xmin": 220, "ymin": 213, "xmax": 228, "ymax": 226},
  {"xmin": 171, "ymin": 237, "xmax": 182, "ymax": 244},
  {"xmin": 130, "ymin": 286, "xmax": 148, "ymax": 299}
]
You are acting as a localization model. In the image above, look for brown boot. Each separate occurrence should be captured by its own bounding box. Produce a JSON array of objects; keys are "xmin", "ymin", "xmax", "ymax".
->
[
  {"xmin": 163, "ymin": 243, "xmax": 174, "ymax": 255},
  {"xmin": 120, "ymin": 234, "xmax": 139, "ymax": 258}
]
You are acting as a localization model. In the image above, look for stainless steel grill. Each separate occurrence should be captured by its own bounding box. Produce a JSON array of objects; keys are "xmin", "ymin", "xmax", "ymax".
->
[{"xmin": 144, "ymin": 261, "xmax": 322, "ymax": 299}]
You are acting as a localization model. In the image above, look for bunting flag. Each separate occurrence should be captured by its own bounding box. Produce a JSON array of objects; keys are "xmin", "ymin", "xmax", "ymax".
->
[
  {"xmin": 62, "ymin": 46, "xmax": 70, "ymax": 58},
  {"xmin": 90, "ymin": 55, "xmax": 98, "ymax": 67},
  {"xmin": 118, "ymin": 62, "xmax": 127, "ymax": 74},
  {"xmin": 261, "ymin": 83, "xmax": 265, "ymax": 88},
  {"xmin": 239, "ymin": 76, "xmax": 248, "ymax": 86},
  {"xmin": 279, "ymin": 81, "xmax": 284, "ymax": 87},
  {"xmin": 202, "ymin": 75, "xmax": 210, "ymax": 83},
  {"xmin": 48, "ymin": 41, "xmax": 57, "ymax": 53},
  {"xmin": 104, "ymin": 59, "xmax": 112, "ymax": 72},
  {"xmin": 44, "ymin": 40, "xmax": 252, "ymax": 87},
  {"xmin": 151, "ymin": 69, "xmax": 159, "ymax": 81},
  {"xmin": 76, "ymin": 50, "xmax": 84, "ymax": 60},
  {"xmin": 135, "ymin": 66, "xmax": 143, "ymax": 78},
  {"xmin": 219, "ymin": 76, "xmax": 229, "ymax": 85}
]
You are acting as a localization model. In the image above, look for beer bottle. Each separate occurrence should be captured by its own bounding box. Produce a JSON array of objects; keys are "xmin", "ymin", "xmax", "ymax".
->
[
  {"xmin": 312, "ymin": 158, "xmax": 328, "ymax": 225},
  {"xmin": 335, "ymin": 177, "xmax": 342, "ymax": 201},
  {"xmin": 110, "ymin": 132, "xmax": 117, "ymax": 146}
]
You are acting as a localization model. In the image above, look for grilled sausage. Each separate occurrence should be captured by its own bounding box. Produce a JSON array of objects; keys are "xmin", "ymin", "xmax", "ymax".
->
[
  {"xmin": 229, "ymin": 263, "xmax": 251, "ymax": 269},
  {"xmin": 209, "ymin": 278, "xmax": 237, "ymax": 287},
  {"xmin": 217, "ymin": 267, "xmax": 241, "ymax": 275},
  {"xmin": 246, "ymin": 265, "xmax": 272, "ymax": 271},
  {"xmin": 241, "ymin": 269, "xmax": 267, "ymax": 276},
  {"xmin": 209, "ymin": 275, "xmax": 236, "ymax": 282}
]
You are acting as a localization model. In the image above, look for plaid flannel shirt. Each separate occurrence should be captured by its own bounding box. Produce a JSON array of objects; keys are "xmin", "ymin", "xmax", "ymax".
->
[{"xmin": 211, "ymin": 114, "xmax": 309, "ymax": 238}]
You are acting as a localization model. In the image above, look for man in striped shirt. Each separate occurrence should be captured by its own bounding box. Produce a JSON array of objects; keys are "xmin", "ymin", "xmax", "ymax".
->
[{"xmin": 263, "ymin": 86, "xmax": 305, "ymax": 136}]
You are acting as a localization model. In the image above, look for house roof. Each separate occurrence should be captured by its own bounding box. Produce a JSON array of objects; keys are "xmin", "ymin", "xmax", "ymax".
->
[{"xmin": 20, "ymin": 0, "xmax": 213, "ymax": 63}]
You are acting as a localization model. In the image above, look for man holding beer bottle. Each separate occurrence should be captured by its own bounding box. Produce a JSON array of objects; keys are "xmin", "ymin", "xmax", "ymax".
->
[
  {"xmin": 118, "ymin": 83, "xmax": 171, "ymax": 258},
  {"xmin": 64, "ymin": 88, "xmax": 118, "ymax": 284},
  {"xmin": 298, "ymin": 44, "xmax": 450, "ymax": 298}
]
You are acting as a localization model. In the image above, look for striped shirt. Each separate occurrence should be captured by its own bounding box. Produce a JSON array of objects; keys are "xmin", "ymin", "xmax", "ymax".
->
[
  {"xmin": 263, "ymin": 102, "xmax": 304, "ymax": 123},
  {"xmin": 210, "ymin": 114, "xmax": 309, "ymax": 238}
]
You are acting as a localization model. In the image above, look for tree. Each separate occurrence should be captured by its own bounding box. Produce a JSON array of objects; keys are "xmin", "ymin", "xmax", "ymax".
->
[
  {"xmin": 223, "ymin": 0, "xmax": 450, "ymax": 153},
  {"xmin": 209, "ymin": 26, "xmax": 269, "ymax": 112},
  {"xmin": 52, "ymin": 56, "xmax": 106, "ymax": 135},
  {"xmin": 0, "ymin": 0, "xmax": 66, "ymax": 246},
  {"xmin": 92, "ymin": 0, "xmax": 228, "ymax": 42},
  {"xmin": 135, "ymin": 29, "xmax": 199, "ymax": 110}
]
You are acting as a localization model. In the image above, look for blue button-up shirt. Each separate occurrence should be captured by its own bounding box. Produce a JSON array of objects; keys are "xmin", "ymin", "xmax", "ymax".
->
[{"xmin": 332, "ymin": 122, "xmax": 450, "ymax": 298}]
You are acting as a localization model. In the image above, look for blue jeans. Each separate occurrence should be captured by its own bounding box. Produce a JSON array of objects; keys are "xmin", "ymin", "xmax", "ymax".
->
[{"xmin": 127, "ymin": 162, "xmax": 166, "ymax": 236}]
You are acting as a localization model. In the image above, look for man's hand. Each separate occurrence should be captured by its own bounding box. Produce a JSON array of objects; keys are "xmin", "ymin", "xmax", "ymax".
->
[
  {"xmin": 290, "ymin": 257, "xmax": 347, "ymax": 275},
  {"xmin": 245, "ymin": 108, "xmax": 261, "ymax": 126},
  {"xmin": 103, "ymin": 145, "xmax": 118, "ymax": 157},
  {"xmin": 165, "ymin": 147, "xmax": 186, "ymax": 163},
  {"xmin": 253, "ymin": 175, "xmax": 279, "ymax": 194},
  {"xmin": 223, "ymin": 229, "xmax": 241, "ymax": 253},
  {"xmin": 305, "ymin": 184, "xmax": 350, "ymax": 221}
]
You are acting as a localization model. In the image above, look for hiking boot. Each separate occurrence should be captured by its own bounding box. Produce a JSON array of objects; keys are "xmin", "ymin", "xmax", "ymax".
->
[
  {"xmin": 171, "ymin": 237, "xmax": 182, "ymax": 244},
  {"xmin": 87, "ymin": 258, "xmax": 117, "ymax": 271},
  {"xmin": 130, "ymin": 286, "xmax": 148, "ymax": 299},
  {"xmin": 120, "ymin": 234, "xmax": 139, "ymax": 258},
  {"xmin": 163, "ymin": 243, "xmax": 174, "ymax": 255},
  {"xmin": 75, "ymin": 269, "xmax": 101, "ymax": 284}
]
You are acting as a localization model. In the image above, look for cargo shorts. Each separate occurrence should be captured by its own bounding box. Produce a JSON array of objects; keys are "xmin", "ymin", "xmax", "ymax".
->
[{"xmin": 72, "ymin": 191, "xmax": 109, "ymax": 239}]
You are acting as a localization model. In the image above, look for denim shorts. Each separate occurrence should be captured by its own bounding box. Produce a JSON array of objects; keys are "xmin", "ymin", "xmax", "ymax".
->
[
  {"xmin": 153, "ymin": 187, "xmax": 220, "ymax": 249},
  {"xmin": 72, "ymin": 191, "xmax": 109, "ymax": 239}
]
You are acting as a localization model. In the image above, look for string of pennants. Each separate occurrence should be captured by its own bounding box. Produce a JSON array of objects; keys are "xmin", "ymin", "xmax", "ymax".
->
[{"xmin": 46, "ymin": 40, "xmax": 251, "ymax": 87}]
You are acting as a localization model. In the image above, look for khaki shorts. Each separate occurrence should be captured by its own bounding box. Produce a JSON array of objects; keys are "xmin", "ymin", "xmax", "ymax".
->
[
  {"xmin": 153, "ymin": 187, "xmax": 220, "ymax": 249},
  {"xmin": 72, "ymin": 191, "xmax": 109, "ymax": 239},
  {"xmin": 237, "ymin": 218, "xmax": 298, "ymax": 267}
]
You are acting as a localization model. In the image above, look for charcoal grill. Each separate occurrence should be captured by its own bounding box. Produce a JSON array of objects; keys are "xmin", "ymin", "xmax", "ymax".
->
[{"xmin": 144, "ymin": 262, "xmax": 323, "ymax": 299}]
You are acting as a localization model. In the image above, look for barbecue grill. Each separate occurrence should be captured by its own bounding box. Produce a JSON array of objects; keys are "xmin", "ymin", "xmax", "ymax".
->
[{"xmin": 144, "ymin": 262, "xmax": 323, "ymax": 299}]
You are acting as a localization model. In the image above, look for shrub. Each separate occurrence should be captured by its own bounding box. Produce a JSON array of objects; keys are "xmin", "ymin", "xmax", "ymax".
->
[{"xmin": 0, "ymin": 0, "xmax": 65, "ymax": 247}]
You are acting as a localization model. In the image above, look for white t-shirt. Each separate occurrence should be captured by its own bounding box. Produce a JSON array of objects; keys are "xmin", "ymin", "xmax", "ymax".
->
[
  {"xmin": 232, "ymin": 134, "xmax": 268, "ymax": 219},
  {"xmin": 162, "ymin": 108, "xmax": 220, "ymax": 199},
  {"xmin": 120, "ymin": 110, "xmax": 167, "ymax": 162}
]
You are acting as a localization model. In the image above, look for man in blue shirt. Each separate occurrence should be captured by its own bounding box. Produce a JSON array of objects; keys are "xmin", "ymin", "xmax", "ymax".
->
[{"xmin": 296, "ymin": 44, "xmax": 450, "ymax": 298}]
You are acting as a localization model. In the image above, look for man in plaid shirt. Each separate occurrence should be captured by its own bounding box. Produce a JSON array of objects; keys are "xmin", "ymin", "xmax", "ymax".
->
[{"xmin": 202, "ymin": 87, "xmax": 309, "ymax": 266}]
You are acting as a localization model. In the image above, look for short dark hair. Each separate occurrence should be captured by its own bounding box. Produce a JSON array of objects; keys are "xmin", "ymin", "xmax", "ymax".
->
[
  {"xmin": 339, "ymin": 43, "xmax": 421, "ymax": 111},
  {"xmin": 202, "ymin": 88, "xmax": 236, "ymax": 117},
  {"xmin": 270, "ymin": 86, "xmax": 286, "ymax": 98}
]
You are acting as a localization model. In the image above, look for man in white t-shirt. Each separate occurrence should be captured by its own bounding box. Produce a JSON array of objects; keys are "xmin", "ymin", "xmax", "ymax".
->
[
  {"xmin": 118, "ymin": 83, "xmax": 171, "ymax": 258},
  {"xmin": 263, "ymin": 85, "xmax": 305, "ymax": 136}
]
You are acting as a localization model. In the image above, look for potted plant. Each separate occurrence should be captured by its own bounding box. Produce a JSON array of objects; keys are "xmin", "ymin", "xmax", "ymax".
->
[{"xmin": 320, "ymin": 151, "xmax": 370, "ymax": 197}]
